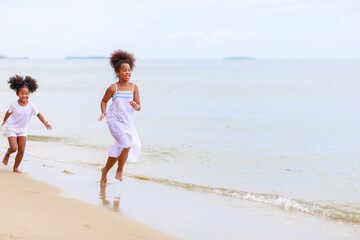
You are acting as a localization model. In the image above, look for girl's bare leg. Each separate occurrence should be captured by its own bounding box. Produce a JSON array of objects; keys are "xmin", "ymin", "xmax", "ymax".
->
[
  {"xmin": 101, "ymin": 157, "xmax": 117, "ymax": 184},
  {"xmin": 115, "ymin": 147, "xmax": 130, "ymax": 182},
  {"xmin": 2, "ymin": 137, "xmax": 17, "ymax": 166},
  {"xmin": 13, "ymin": 136, "xmax": 26, "ymax": 173}
]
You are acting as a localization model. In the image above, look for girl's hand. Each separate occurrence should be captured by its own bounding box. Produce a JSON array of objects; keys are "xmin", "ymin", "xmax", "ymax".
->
[
  {"xmin": 99, "ymin": 112, "xmax": 106, "ymax": 122},
  {"xmin": 129, "ymin": 101, "xmax": 139, "ymax": 110},
  {"xmin": 44, "ymin": 121, "xmax": 52, "ymax": 130}
]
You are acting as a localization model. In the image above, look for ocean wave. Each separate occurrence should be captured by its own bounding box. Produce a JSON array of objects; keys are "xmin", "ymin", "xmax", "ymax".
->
[
  {"xmin": 127, "ymin": 174, "xmax": 360, "ymax": 224},
  {"xmin": 27, "ymin": 135, "xmax": 64, "ymax": 142},
  {"xmin": 26, "ymin": 134, "xmax": 109, "ymax": 151},
  {"xmin": 1, "ymin": 141, "xmax": 358, "ymax": 224}
]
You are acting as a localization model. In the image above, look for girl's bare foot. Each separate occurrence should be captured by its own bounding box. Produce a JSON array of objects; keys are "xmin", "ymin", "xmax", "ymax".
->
[
  {"xmin": 100, "ymin": 168, "xmax": 107, "ymax": 184},
  {"xmin": 13, "ymin": 168, "xmax": 22, "ymax": 173},
  {"xmin": 115, "ymin": 171, "xmax": 123, "ymax": 182},
  {"xmin": 2, "ymin": 152, "xmax": 10, "ymax": 166}
]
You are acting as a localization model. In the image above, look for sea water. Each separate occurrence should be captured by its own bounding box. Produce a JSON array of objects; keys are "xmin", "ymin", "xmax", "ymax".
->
[{"xmin": 0, "ymin": 59, "xmax": 359, "ymax": 225}]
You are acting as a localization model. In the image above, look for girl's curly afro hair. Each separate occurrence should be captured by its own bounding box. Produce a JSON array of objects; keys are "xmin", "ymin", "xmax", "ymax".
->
[
  {"xmin": 110, "ymin": 49, "xmax": 135, "ymax": 72},
  {"xmin": 8, "ymin": 75, "xmax": 38, "ymax": 93}
]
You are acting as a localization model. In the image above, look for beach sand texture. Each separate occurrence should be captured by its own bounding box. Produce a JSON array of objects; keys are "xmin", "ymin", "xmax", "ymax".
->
[{"xmin": 0, "ymin": 167, "xmax": 176, "ymax": 240}]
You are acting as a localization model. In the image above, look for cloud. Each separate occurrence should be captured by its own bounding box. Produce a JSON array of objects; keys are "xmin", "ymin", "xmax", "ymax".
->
[{"xmin": 0, "ymin": 0, "xmax": 359, "ymax": 59}]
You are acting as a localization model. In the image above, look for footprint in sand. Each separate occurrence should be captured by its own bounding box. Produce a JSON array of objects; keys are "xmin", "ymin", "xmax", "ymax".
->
[
  {"xmin": 62, "ymin": 170, "xmax": 75, "ymax": 175},
  {"xmin": 42, "ymin": 164, "xmax": 58, "ymax": 168},
  {"xmin": 96, "ymin": 181, "xmax": 114, "ymax": 185},
  {"xmin": 0, "ymin": 234, "xmax": 19, "ymax": 240}
]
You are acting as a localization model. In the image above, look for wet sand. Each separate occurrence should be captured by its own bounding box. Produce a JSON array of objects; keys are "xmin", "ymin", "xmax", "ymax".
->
[
  {"xmin": 0, "ymin": 167, "xmax": 176, "ymax": 240},
  {"xmin": 1, "ymin": 148, "xmax": 360, "ymax": 240}
]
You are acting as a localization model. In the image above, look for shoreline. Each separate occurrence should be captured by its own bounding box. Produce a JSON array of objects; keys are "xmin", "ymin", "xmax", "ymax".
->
[
  {"xmin": 1, "ymin": 146, "xmax": 360, "ymax": 240},
  {"xmin": 0, "ymin": 166, "xmax": 177, "ymax": 240}
]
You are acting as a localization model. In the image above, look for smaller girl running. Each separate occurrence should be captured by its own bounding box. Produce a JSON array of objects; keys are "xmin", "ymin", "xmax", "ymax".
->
[
  {"xmin": 99, "ymin": 50, "xmax": 141, "ymax": 183},
  {"xmin": 1, "ymin": 75, "xmax": 52, "ymax": 173}
]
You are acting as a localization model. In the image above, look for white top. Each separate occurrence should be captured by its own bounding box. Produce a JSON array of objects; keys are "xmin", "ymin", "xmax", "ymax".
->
[{"xmin": 6, "ymin": 100, "xmax": 39, "ymax": 132}]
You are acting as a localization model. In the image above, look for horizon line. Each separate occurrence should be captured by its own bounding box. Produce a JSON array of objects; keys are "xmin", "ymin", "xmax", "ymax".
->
[{"xmin": 1, "ymin": 56, "xmax": 360, "ymax": 61}]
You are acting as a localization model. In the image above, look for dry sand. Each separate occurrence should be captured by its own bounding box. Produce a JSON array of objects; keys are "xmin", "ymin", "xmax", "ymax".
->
[{"xmin": 0, "ymin": 167, "xmax": 176, "ymax": 240}]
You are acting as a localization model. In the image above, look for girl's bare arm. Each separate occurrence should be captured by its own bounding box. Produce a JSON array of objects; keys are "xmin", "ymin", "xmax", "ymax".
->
[
  {"xmin": 37, "ymin": 113, "xmax": 52, "ymax": 130},
  {"xmin": 99, "ymin": 85, "xmax": 115, "ymax": 121},
  {"xmin": 130, "ymin": 84, "xmax": 141, "ymax": 111},
  {"xmin": 1, "ymin": 111, "xmax": 12, "ymax": 127}
]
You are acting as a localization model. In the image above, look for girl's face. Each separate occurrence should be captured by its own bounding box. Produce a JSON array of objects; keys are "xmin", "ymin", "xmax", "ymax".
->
[
  {"xmin": 116, "ymin": 63, "xmax": 131, "ymax": 82},
  {"xmin": 17, "ymin": 87, "xmax": 30, "ymax": 103}
]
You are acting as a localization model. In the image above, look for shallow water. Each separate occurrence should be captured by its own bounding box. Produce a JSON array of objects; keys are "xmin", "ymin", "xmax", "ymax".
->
[
  {"xmin": 0, "ymin": 59, "xmax": 359, "ymax": 225},
  {"xmin": 3, "ymin": 153, "xmax": 360, "ymax": 240}
]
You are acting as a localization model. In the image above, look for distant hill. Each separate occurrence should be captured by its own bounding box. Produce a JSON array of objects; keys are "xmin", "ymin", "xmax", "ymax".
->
[
  {"xmin": 12, "ymin": 57, "xmax": 29, "ymax": 59},
  {"xmin": 0, "ymin": 56, "xmax": 29, "ymax": 59},
  {"xmin": 66, "ymin": 56, "xmax": 107, "ymax": 59},
  {"xmin": 223, "ymin": 56, "xmax": 255, "ymax": 60}
]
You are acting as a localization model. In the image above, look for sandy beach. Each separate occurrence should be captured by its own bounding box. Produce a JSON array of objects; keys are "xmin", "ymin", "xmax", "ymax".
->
[
  {"xmin": 1, "ymin": 151, "xmax": 359, "ymax": 240},
  {"xmin": 0, "ymin": 166, "xmax": 176, "ymax": 240}
]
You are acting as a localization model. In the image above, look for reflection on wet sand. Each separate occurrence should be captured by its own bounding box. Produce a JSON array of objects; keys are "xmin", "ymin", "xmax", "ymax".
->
[{"xmin": 99, "ymin": 184, "xmax": 120, "ymax": 212}]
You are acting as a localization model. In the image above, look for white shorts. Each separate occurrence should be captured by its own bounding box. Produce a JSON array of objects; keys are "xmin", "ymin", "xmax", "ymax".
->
[{"xmin": 6, "ymin": 129, "xmax": 27, "ymax": 138}]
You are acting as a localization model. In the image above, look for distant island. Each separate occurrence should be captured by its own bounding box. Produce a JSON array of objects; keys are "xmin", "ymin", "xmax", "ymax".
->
[
  {"xmin": 12, "ymin": 57, "xmax": 29, "ymax": 59},
  {"xmin": 66, "ymin": 56, "xmax": 107, "ymax": 59},
  {"xmin": 0, "ymin": 56, "xmax": 29, "ymax": 59},
  {"xmin": 223, "ymin": 57, "xmax": 255, "ymax": 60}
]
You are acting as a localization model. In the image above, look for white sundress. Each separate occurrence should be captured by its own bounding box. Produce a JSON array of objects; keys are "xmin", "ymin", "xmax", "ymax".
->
[{"xmin": 106, "ymin": 83, "xmax": 141, "ymax": 162}]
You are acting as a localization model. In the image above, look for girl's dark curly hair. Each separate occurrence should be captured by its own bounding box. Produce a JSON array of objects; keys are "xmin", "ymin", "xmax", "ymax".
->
[
  {"xmin": 110, "ymin": 50, "xmax": 135, "ymax": 72},
  {"xmin": 8, "ymin": 75, "xmax": 38, "ymax": 93}
]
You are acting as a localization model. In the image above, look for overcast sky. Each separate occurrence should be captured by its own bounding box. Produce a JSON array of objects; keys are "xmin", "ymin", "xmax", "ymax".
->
[{"xmin": 0, "ymin": 0, "xmax": 359, "ymax": 59}]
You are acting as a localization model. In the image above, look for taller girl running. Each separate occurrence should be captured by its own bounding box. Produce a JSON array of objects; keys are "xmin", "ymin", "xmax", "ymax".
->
[{"xmin": 99, "ymin": 50, "xmax": 141, "ymax": 183}]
